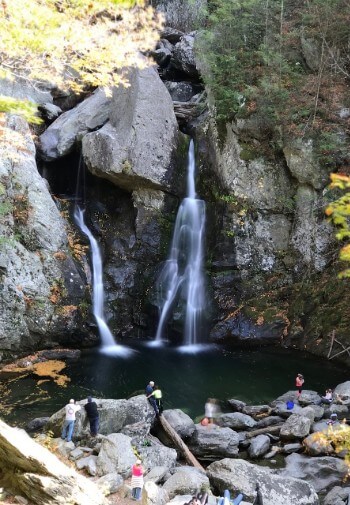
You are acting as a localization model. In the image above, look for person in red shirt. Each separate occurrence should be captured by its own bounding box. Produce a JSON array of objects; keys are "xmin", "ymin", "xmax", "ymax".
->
[
  {"xmin": 131, "ymin": 459, "xmax": 144, "ymax": 501},
  {"xmin": 295, "ymin": 373, "xmax": 304, "ymax": 398}
]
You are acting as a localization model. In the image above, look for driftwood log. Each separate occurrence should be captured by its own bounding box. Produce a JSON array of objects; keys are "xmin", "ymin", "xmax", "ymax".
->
[
  {"xmin": 158, "ymin": 415, "xmax": 204, "ymax": 471},
  {"xmin": 245, "ymin": 424, "xmax": 283, "ymax": 438}
]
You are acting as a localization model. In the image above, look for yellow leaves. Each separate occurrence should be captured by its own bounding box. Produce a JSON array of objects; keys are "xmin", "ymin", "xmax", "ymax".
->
[
  {"xmin": 0, "ymin": 0, "xmax": 163, "ymax": 118},
  {"xmin": 327, "ymin": 173, "xmax": 350, "ymax": 278},
  {"xmin": 32, "ymin": 360, "xmax": 70, "ymax": 387}
]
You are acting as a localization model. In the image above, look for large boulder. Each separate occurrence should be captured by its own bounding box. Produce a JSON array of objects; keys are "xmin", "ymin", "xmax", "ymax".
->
[
  {"xmin": 82, "ymin": 65, "xmax": 182, "ymax": 194},
  {"xmin": 138, "ymin": 440, "xmax": 177, "ymax": 473},
  {"xmin": 40, "ymin": 88, "xmax": 111, "ymax": 160},
  {"xmin": 0, "ymin": 419, "xmax": 107, "ymax": 505},
  {"xmin": 280, "ymin": 453, "xmax": 348, "ymax": 493},
  {"xmin": 96, "ymin": 433, "xmax": 135, "ymax": 478},
  {"xmin": 247, "ymin": 435, "xmax": 271, "ymax": 459},
  {"xmin": 163, "ymin": 467, "xmax": 209, "ymax": 499},
  {"xmin": 171, "ymin": 34, "xmax": 198, "ymax": 77},
  {"xmin": 334, "ymin": 382, "xmax": 350, "ymax": 402},
  {"xmin": 220, "ymin": 412, "xmax": 256, "ymax": 430},
  {"xmin": 280, "ymin": 414, "xmax": 312, "ymax": 440},
  {"xmin": 162, "ymin": 409, "xmax": 196, "ymax": 438},
  {"xmin": 303, "ymin": 432, "xmax": 334, "ymax": 456},
  {"xmin": 188, "ymin": 425, "xmax": 239, "ymax": 460},
  {"xmin": 46, "ymin": 395, "xmax": 154, "ymax": 439},
  {"xmin": 207, "ymin": 458, "xmax": 318, "ymax": 505}
]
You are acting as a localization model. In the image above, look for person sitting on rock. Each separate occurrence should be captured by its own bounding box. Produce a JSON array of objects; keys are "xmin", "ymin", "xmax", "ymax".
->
[{"xmin": 319, "ymin": 388, "xmax": 333, "ymax": 405}]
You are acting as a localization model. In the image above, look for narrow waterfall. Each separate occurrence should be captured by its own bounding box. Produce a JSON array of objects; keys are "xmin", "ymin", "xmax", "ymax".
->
[
  {"xmin": 74, "ymin": 162, "xmax": 131, "ymax": 356},
  {"xmin": 154, "ymin": 140, "xmax": 206, "ymax": 349}
]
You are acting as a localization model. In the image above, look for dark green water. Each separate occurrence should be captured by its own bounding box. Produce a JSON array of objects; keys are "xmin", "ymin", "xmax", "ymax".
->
[{"xmin": 1, "ymin": 343, "xmax": 349, "ymax": 426}]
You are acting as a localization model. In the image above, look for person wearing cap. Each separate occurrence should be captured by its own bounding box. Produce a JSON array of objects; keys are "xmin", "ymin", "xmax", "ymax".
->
[
  {"xmin": 61, "ymin": 399, "xmax": 81, "ymax": 442},
  {"xmin": 145, "ymin": 381, "xmax": 159, "ymax": 415},
  {"xmin": 84, "ymin": 396, "xmax": 99, "ymax": 436},
  {"xmin": 131, "ymin": 459, "xmax": 144, "ymax": 500}
]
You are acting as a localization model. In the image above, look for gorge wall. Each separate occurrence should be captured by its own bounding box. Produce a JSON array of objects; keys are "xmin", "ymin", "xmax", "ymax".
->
[{"xmin": 0, "ymin": 1, "xmax": 349, "ymax": 364}]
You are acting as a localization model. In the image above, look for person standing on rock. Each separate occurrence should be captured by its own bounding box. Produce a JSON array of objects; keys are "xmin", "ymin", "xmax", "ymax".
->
[
  {"xmin": 295, "ymin": 373, "xmax": 304, "ymax": 399},
  {"xmin": 84, "ymin": 396, "xmax": 99, "ymax": 437},
  {"xmin": 145, "ymin": 380, "xmax": 159, "ymax": 415},
  {"xmin": 152, "ymin": 384, "xmax": 163, "ymax": 415},
  {"xmin": 61, "ymin": 399, "xmax": 81, "ymax": 442},
  {"xmin": 131, "ymin": 459, "xmax": 144, "ymax": 500}
]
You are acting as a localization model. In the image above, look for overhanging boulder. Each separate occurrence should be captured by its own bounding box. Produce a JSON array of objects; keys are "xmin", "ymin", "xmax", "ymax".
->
[{"xmin": 0, "ymin": 420, "xmax": 107, "ymax": 505}]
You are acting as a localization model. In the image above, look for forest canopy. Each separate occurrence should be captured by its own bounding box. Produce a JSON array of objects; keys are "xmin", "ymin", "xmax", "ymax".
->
[{"xmin": 0, "ymin": 0, "xmax": 162, "ymax": 122}]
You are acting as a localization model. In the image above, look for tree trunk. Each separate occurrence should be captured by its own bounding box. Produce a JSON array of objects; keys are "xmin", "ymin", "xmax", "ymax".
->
[{"xmin": 158, "ymin": 415, "xmax": 205, "ymax": 471}]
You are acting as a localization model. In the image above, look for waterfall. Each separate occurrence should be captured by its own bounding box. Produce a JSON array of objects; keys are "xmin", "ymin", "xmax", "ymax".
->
[
  {"xmin": 73, "ymin": 159, "xmax": 131, "ymax": 356},
  {"xmin": 153, "ymin": 140, "xmax": 206, "ymax": 349}
]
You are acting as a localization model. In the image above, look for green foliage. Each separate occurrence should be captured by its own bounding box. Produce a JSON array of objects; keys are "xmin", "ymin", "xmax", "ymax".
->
[
  {"xmin": 326, "ymin": 174, "xmax": 350, "ymax": 278},
  {"xmin": 196, "ymin": 0, "xmax": 350, "ymax": 150}
]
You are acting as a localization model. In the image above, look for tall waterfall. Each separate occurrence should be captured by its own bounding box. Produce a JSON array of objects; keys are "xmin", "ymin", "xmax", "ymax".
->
[
  {"xmin": 74, "ymin": 161, "xmax": 131, "ymax": 356},
  {"xmin": 154, "ymin": 140, "xmax": 206, "ymax": 349}
]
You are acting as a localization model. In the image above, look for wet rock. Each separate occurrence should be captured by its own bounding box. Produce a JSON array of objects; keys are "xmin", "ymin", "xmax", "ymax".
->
[{"xmin": 207, "ymin": 458, "xmax": 318, "ymax": 505}]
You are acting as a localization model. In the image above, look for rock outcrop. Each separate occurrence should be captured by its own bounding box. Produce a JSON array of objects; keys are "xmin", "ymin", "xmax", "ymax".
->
[{"xmin": 0, "ymin": 420, "xmax": 108, "ymax": 505}]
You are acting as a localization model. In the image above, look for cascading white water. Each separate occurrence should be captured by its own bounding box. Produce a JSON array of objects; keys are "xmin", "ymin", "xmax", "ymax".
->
[
  {"xmin": 74, "ymin": 206, "xmax": 131, "ymax": 356},
  {"xmin": 153, "ymin": 140, "xmax": 206, "ymax": 349}
]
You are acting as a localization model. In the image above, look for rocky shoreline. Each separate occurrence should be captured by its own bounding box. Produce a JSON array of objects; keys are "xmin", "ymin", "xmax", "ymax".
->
[{"xmin": 1, "ymin": 382, "xmax": 350, "ymax": 504}]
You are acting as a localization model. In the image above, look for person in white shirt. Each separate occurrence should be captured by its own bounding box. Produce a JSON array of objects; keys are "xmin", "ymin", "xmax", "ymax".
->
[
  {"xmin": 61, "ymin": 399, "xmax": 81, "ymax": 442},
  {"xmin": 319, "ymin": 389, "xmax": 333, "ymax": 405}
]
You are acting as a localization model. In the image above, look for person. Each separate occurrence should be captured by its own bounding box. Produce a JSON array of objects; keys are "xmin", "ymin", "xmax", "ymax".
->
[
  {"xmin": 295, "ymin": 373, "xmax": 304, "ymax": 398},
  {"xmin": 319, "ymin": 389, "xmax": 333, "ymax": 405},
  {"xmin": 253, "ymin": 483, "xmax": 263, "ymax": 505},
  {"xmin": 61, "ymin": 399, "xmax": 81, "ymax": 442},
  {"xmin": 327, "ymin": 412, "xmax": 338, "ymax": 426},
  {"xmin": 84, "ymin": 396, "xmax": 99, "ymax": 436},
  {"xmin": 145, "ymin": 380, "xmax": 159, "ymax": 415},
  {"xmin": 131, "ymin": 459, "xmax": 144, "ymax": 500},
  {"xmin": 152, "ymin": 385, "xmax": 163, "ymax": 415},
  {"xmin": 204, "ymin": 398, "xmax": 219, "ymax": 424}
]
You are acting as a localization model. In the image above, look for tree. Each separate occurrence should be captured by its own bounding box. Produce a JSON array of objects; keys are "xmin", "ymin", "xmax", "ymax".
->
[
  {"xmin": 326, "ymin": 173, "xmax": 350, "ymax": 278},
  {"xmin": 0, "ymin": 0, "xmax": 163, "ymax": 122}
]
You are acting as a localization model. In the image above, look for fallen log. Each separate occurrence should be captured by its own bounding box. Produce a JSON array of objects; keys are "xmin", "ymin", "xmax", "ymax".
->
[
  {"xmin": 158, "ymin": 415, "xmax": 204, "ymax": 471},
  {"xmin": 246, "ymin": 424, "xmax": 283, "ymax": 438}
]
